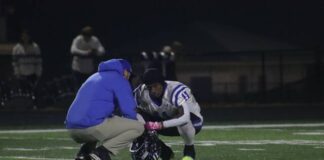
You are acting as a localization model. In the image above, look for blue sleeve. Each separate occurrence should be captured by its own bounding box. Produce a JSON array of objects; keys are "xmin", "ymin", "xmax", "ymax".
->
[{"xmin": 114, "ymin": 77, "xmax": 137, "ymax": 120}]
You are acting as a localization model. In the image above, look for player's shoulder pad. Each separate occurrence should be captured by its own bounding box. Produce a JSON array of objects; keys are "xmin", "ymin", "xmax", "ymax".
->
[{"xmin": 170, "ymin": 82, "xmax": 191, "ymax": 106}]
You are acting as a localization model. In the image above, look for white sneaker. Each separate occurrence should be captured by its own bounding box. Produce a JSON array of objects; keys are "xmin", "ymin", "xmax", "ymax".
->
[{"xmin": 89, "ymin": 153, "xmax": 101, "ymax": 160}]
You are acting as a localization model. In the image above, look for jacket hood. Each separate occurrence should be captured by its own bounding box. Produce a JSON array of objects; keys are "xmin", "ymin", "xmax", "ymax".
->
[{"xmin": 98, "ymin": 59, "xmax": 131, "ymax": 74}]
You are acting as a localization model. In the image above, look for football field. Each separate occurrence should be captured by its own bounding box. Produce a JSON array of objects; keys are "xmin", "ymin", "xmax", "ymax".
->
[{"xmin": 0, "ymin": 122, "xmax": 324, "ymax": 160}]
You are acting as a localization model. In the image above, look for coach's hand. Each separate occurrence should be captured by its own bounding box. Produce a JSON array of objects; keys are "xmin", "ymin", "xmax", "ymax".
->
[{"xmin": 145, "ymin": 121, "xmax": 163, "ymax": 130}]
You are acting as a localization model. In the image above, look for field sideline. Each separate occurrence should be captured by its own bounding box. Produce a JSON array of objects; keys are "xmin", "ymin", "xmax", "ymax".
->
[{"xmin": 0, "ymin": 122, "xmax": 324, "ymax": 160}]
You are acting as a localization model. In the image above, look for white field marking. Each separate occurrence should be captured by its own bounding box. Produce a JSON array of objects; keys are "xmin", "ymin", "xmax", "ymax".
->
[
  {"xmin": 0, "ymin": 156, "xmax": 70, "ymax": 160},
  {"xmin": 3, "ymin": 146, "xmax": 78, "ymax": 151},
  {"xmin": 165, "ymin": 140, "xmax": 324, "ymax": 146},
  {"xmin": 1, "ymin": 122, "xmax": 324, "ymax": 134},
  {"xmin": 4, "ymin": 148, "xmax": 48, "ymax": 151},
  {"xmin": 314, "ymin": 146, "xmax": 324, "ymax": 149},
  {"xmin": 267, "ymin": 129, "xmax": 284, "ymax": 132},
  {"xmin": 238, "ymin": 148, "xmax": 265, "ymax": 151},
  {"xmin": 0, "ymin": 129, "xmax": 66, "ymax": 134},
  {"xmin": 203, "ymin": 123, "xmax": 324, "ymax": 129},
  {"xmin": 293, "ymin": 132, "xmax": 324, "ymax": 135},
  {"xmin": 45, "ymin": 137, "xmax": 70, "ymax": 141},
  {"xmin": 0, "ymin": 137, "xmax": 26, "ymax": 140},
  {"xmin": 2, "ymin": 139, "xmax": 324, "ymax": 154},
  {"xmin": 0, "ymin": 136, "xmax": 70, "ymax": 141}
]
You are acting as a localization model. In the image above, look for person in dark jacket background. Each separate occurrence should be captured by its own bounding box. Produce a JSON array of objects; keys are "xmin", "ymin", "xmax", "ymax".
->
[{"xmin": 65, "ymin": 59, "xmax": 144, "ymax": 160}]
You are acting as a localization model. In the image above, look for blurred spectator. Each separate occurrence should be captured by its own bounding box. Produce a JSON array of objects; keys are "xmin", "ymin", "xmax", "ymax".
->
[
  {"xmin": 70, "ymin": 26, "xmax": 105, "ymax": 90},
  {"xmin": 12, "ymin": 31, "xmax": 42, "ymax": 108},
  {"xmin": 140, "ymin": 45, "xmax": 177, "ymax": 81},
  {"xmin": 140, "ymin": 51, "xmax": 162, "ymax": 72},
  {"xmin": 171, "ymin": 40, "xmax": 184, "ymax": 58},
  {"xmin": 12, "ymin": 31, "xmax": 42, "ymax": 80},
  {"xmin": 160, "ymin": 45, "xmax": 177, "ymax": 80}
]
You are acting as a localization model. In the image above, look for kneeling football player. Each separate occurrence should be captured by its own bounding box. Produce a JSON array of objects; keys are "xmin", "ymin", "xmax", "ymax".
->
[{"xmin": 134, "ymin": 68, "xmax": 203, "ymax": 160}]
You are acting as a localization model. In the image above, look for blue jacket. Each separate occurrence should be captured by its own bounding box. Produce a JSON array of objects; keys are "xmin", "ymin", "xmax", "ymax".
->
[{"xmin": 65, "ymin": 59, "xmax": 137, "ymax": 129}]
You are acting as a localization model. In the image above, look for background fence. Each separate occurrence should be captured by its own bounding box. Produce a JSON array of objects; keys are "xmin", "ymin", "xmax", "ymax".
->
[{"xmin": 1, "ymin": 48, "xmax": 323, "ymax": 110}]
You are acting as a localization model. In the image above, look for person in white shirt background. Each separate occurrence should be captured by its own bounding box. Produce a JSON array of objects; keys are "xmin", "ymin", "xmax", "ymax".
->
[
  {"xmin": 12, "ymin": 31, "xmax": 42, "ymax": 109},
  {"xmin": 12, "ymin": 31, "xmax": 42, "ymax": 80},
  {"xmin": 70, "ymin": 26, "xmax": 105, "ymax": 90}
]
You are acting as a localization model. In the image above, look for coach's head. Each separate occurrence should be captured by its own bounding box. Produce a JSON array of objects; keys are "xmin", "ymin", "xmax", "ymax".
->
[{"xmin": 142, "ymin": 68, "xmax": 165, "ymax": 98}]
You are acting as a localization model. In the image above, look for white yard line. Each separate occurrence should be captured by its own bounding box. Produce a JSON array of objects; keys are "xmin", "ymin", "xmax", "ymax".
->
[
  {"xmin": 203, "ymin": 123, "xmax": 324, "ymax": 129},
  {"xmin": 0, "ymin": 129, "xmax": 66, "ymax": 134},
  {"xmin": 293, "ymin": 132, "xmax": 324, "ymax": 135},
  {"xmin": 2, "ymin": 140, "xmax": 324, "ymax": 153},
  {"xmin": 0, "ymin": 122, "xmax": 324, "ymax": 134},
  {"xmin": 238, "ymin": 148, "xmax": 265, "ymax": 151},
  {"xmin": 0, "ymin": 156, "xmax": 70, "ymax": 160},
  {"xmin": 4, "ymin": 148, "xmax": 48, "ymax": 151},
  {"xmin": 0, "ymin": 136, "xmax": 70, "ymax": 141},
  {"xmin": 165, "ymin": 140, "xmax": 324, "ymax": 146},
  {"xmin": 3, "ymin": 146, "xmax": 78, "ymax": 151}
]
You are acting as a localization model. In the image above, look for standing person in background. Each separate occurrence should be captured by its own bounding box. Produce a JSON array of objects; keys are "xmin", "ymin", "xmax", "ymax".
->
[
  {"xmin": 140, "ymin": 51, "xmax": 163, "ymax": 73},
  {"xmin": 70, "ymin": 26, "xmax": 105, "ymax": 90},
  {"xmin": 160, "ymin": 45, "xmax": 177, "ymax": 81},
  {"xmin": 12, "ymin": 31, "xmax": 42, "ymax": 81},
  {"xmin": 12, "ymin": 30, "xmax": 42, "ymax": 108},
  {"xmin": 66, "ymin": 59, "xmax": 144, "ymax": 160},
  {"xmin": 171, "ymin": 40, "xmax": 184, "ymax": 60}
]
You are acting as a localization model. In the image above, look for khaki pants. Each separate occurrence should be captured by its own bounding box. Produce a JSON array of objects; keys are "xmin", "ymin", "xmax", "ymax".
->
[{"xmin": 68, "ymin": 116, "xmax": 144, "ymax": 155}]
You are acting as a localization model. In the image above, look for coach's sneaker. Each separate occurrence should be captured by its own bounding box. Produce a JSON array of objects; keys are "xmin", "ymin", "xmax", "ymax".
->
[
  {"xmin": 75, "ymin": 142, "xmax": 96, "ymax": 160},
  {"xmin": 182, "ymin": 156, "xmax": 194, "ymax": 160},
  {"xmin": 75, "ymin": 153, "xmax": 90, "ymax": 160},
  {"xmin": 89, "ymin": 153, "xmax": 102, "ymax": 160},
  {"xmin": 89, "ymin": 146, "xmax": 111, "ymax": 160}
]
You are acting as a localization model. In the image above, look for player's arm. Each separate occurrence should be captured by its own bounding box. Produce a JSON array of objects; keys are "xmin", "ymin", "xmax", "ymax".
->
[
  {"xmin": 145, "ymin": 87, "xmax": 192, "ymax": 130},
  {"xmin": 162, "ymin": 87, "xmax": 192, "ymax": 128},
  {"xmin": 162, "ymin": 102, "xmax": 190, "ymax": 128},
  {"xmin": 145, "ymin": 102, "xmax": 190, "ymax": 130}
]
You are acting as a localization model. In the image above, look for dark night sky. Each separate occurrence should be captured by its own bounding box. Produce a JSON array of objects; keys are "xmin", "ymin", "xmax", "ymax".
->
[
  {"xmin": 0, "ymin": 0, "xmax": 323, "ymax": 77},
  {"xmin": 2, "ymin": 0, "xmax": 324, "ymax": 53}
]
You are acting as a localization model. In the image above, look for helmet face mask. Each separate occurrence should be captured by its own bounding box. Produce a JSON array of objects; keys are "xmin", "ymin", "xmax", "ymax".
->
[{"xmin": 146, "ymin": 82, "xmax": 164, "ymax": 98}]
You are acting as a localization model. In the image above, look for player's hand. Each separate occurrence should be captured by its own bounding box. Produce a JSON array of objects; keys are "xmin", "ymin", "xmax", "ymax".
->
[{"xmin": 145, "ymin": 121, "xmax": 163, "ymax": 130}]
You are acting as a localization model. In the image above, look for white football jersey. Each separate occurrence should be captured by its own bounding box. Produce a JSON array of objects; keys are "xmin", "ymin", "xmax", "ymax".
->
[{"xmin": 134, "ymin": 81, "xmax": 203, "ymax": 122}]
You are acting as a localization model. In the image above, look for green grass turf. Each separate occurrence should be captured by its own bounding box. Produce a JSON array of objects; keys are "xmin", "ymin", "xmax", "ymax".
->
[{"xmin": 0, "ymin": 125, "xmax": 324, "ymax": 160}]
